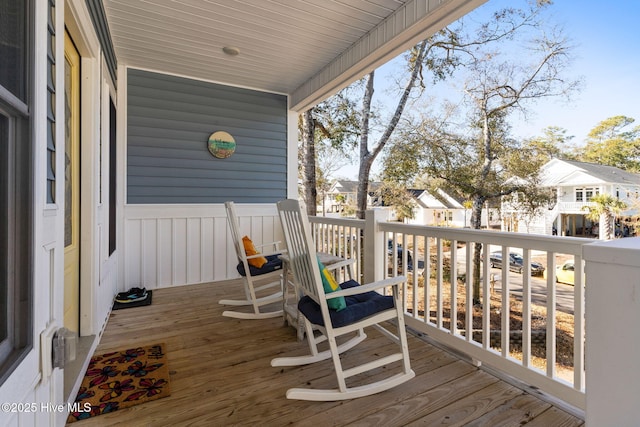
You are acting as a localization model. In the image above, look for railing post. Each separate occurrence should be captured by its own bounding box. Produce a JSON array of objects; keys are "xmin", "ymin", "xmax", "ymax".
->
[
  {"xmin": 363, "ymin": 209, "xmax": 388, "ymax": 284},
  {"xmin": 584, "ymin": 237, "xmax": 640, "ymax": 426}
]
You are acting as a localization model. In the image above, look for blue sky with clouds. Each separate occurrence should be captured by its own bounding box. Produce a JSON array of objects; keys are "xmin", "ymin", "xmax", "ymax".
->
[{"xmin": 336, "ymin": 0, "xmax": 640, "ymax": 180}]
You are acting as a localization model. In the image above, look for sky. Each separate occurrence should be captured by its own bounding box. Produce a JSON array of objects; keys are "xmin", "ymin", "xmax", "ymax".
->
[{"xmin": 335, "ymin": 0, "xmax": 640, "ymax": 180}]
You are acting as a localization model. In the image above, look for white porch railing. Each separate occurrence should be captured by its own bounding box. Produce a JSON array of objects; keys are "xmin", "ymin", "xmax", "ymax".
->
[
  {"xmin": 308, "ymin": 216, "xmax": 366, "ymax": 282},
  {"xmin": 311, "ymin": 210, "xmax": 588, "ymax": 411},
  {"xmin": 558, "ymin": 201, "xmax": 596, "ymax": 213}
]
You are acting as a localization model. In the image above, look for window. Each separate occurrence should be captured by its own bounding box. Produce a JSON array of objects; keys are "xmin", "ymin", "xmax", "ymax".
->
[
  {"xmin": 585, "ymin": 188, "xmax": 593, "ymax": 201},
  {"xmin": 577, "ymin": 187, "xmax": 599, "ymax": 202},
  {"xmin": 0, "ymin": 0, "xmax": 33, "ymax": 384}
]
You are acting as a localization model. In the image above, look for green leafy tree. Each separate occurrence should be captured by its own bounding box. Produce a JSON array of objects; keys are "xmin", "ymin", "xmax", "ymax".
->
[
  {"xmin": 380, "ymin": 2, "xmax": 578, "ymax": 303},
  {"xmin": 376, "ymin": 182, "xmax": 416, "ymax": 222},
  {"xmin": 577, "ymin": 116, "xmax": 640, "ymax": 172},
  {"xmin": 355, "ymin": 41, "xmax": 428, "ymax": 219},
  {"xmin": 502, "ymin": 187, "xmax": 556, "ymax": 232},
  {"xmin": 353, "ymin": 3, "xmax": 560, "ymax": 219},
  {"xmin": 442, "ymin": 3, "xmax": 579, "ymax": 302},
  {"xmin": 299, "ymin": 90, "xmax": 360, "ymax": 215},
  {"xmin": 582, "ymin": 194, "xmax": 627, "ymax": 240},
  {"xmin": 523, "ymin": 126, "xmax": 576, "ymax": 162}
]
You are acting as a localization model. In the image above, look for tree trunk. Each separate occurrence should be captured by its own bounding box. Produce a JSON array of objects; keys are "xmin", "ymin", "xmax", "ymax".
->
[
  {"xmin": 301, "ymin": 109, "xmax": 317, "ymax": 216},
  {"xmin": 355, "ymin": 41, "xmax": 428, "ymax": 219},
  {"xmin": 356, "ymin": 72, "xmax": 375, "ymax": 219},
  {"xmin": 470, "ymin": 197, "xmax": 484, "ymax": 230},
  {"xmin": 356, "ymin": 163, "xmax": 372, "ymax": 219},
  {"xmin": 471, "ymin": 196, "xmax": 485, "ymax": 304}
]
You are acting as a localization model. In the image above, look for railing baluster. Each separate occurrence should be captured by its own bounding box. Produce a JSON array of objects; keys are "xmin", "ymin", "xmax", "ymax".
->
[
  {"xmin": 308, "ymin": 215, "xmax": 589, "ymax": 410},
  {"xmin": 547, "ymin": 255, "xmax": 558, "ymax": 378},
  {"xmin": 482, "ymin": 243, "xmax": 490, "ymax": 349},
  {"xmin": 522, "ymin": 249, "xmax": 532, "ymax": 368},
  {"xmin": 424, "ymin": 235, "xmax": 431, "ymax": 325},
  {"xmin": 412, "ymin": 234, "xmax": 418, "ymax": 318},
  {"xmin": 450, "ymin": 239, "xmax": 458, "ymax": 335},
  {"xmin": 466, "ymin": 242, "xmax": 473, "ymax": 342},
  {"xmin": 501, "ymin": 246, "xmax": 510, "ymax": 358},
  {"xmin": 391, "ymin": 233, "xmax": 398, "ymax": 277},
  {"xmin": 574, "ymin": 254, "xmax": 585, "ymax": 390},
  {"xmin": 436, "ymin": 237, "xmax": 443, "ymax": 329},
  {"xmin": 401, "ymin": 233, "xmax": 408, "ymax": 276},
  {"xmin": 356, "ymin": 226, "xmax": 362, "ymax": 281},
  {"xmin": 401, "ymin": 232, "xmax": 408, "ymax": 308}
]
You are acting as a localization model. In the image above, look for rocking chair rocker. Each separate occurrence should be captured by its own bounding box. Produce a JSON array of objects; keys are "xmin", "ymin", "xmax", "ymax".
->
[
  {"xmin": 272, "ymin": 199, "xmax": 415, "ymax": 401},
  {"xmin": 219, "ymin": 201, "xmax": 284, "ymax": 319}
]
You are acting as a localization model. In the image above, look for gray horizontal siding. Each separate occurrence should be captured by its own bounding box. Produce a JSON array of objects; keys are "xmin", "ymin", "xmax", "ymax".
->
[{"xmin": 127, "ymin": 69, "xmax": 288, "ymax": 204}]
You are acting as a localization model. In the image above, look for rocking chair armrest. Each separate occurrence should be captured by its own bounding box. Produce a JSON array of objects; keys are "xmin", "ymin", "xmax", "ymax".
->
[
  {"xmin": 326, "ymin": 276, "xmax": 406, "ymax": 299},
  {"xmin": 246, "ymin": 248, "xmax": 287, "ymax": 259},
  {"xmin": 254, "ymin": 241, "xmax": 283, "ymax": 251},
  {"xmin": 324, "ymin": 258, "xmax": 356, "ymax": 272}
]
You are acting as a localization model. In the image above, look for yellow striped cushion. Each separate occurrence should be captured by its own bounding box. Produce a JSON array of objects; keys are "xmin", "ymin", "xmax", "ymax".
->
[{"xmin": 317, "ymin": 258, "xmax": 346, "ymax": 311}]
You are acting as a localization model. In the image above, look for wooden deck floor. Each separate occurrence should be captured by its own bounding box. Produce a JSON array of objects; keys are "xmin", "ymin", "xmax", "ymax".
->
[{"xmin": 72, "ymin": 280, "xmax": 584, "ymax": 426}]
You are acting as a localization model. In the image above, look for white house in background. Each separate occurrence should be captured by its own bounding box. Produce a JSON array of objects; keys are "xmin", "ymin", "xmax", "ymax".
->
[
  {"xmin": 406, "ymin": 188, "xmax": 500, "ymax": 228},
  {"xmin": 502, "ymin": 158, "xmax": 640, "ymax": 237},
  {"xmin": 323, "ymin": 183, "xmax": 499, "ymax": 227},
  {"xmin": 406, "ymin": 189, "xmax": 467, "ymax": 226},
  {"xmin": 322, "ymin": 181, "xmax": 383, "ymax": 216}
]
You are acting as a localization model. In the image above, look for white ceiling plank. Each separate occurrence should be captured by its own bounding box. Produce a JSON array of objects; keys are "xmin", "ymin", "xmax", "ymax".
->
[{"xmin": 103, "ymin": 0, "xmax": 487, "ymax": 111}]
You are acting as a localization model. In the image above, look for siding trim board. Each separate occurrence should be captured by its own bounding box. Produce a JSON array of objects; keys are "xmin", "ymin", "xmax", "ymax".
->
[
  {"xmin": 127, "ymin": 68, "xmax": 288, "ymax": 204},
  {"xmin": 85, "ymin": 0, "xmax": 117, "ymax": 87}
]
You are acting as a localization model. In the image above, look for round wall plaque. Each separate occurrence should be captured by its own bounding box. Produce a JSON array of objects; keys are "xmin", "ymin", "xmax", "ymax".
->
[{"xmin": 208, "ymin": 131, "xmax": 236, "ymax": 158}]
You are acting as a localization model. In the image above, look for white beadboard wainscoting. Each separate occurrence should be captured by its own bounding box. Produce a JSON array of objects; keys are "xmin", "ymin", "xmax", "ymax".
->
[{"xmin": 123, "ymin": 204, "xmax": 282, "ymax": 289}]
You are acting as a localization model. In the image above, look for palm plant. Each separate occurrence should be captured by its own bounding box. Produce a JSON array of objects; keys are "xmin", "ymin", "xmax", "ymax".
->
[{"xmin": 582, "ymin": 194, "xmax": 627, "ymax": 240}]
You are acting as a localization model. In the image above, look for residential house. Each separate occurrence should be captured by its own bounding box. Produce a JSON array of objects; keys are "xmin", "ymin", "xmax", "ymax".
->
[
  {"xmin": 502, "ymin": 158, "xmax": 640, "ymax": 237},
  {"xmin": 322, "ymin": 180, "xmax": 383, "ymax": 216},
  {"xmin": 2, "ymin": 1, "xmax": 638, "ymax": 425},
  {"xmin": 324, "ymin": 184, "xmax": 493, "ymax": 228},
  {"xmin": 406, "ymin": 188, "xmax": 502, "ymax": 228},
  {"xmin": 406, "ymin": 188, "xmax": 468, "ymax": 226}
]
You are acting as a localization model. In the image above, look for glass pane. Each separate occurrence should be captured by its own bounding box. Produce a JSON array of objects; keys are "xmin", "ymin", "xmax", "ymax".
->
[
  {"xmin": 0, "ymin": 0, "xmax": 26, "ymax": 100},
  {"xmin": 0, "ymin": 113, "xmax": 8, "ymax": 344}
]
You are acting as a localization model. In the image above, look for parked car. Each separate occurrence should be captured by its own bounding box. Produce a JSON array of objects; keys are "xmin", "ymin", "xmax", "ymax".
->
[
  {"xmin": 388, "ymin": 240, "xmax": 413, "ymax": 271},
  {"xmin": 489, "ymin": 252, "xmax": 545, "ymax": 275},
  {"xmin": 553, "ymin": 261, "xmax": 575, "ymax": 285}
]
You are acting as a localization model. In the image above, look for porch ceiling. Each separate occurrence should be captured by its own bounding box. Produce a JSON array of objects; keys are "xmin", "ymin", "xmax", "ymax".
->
[{"xmin": 102, "ymin": 0, "xmax": 486, "ymax": 111}]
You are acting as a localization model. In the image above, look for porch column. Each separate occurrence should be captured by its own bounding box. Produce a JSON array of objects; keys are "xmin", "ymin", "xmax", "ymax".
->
[
  {"xmin": 363, "ymin": 209, "xmax": 388, "ymax": 284},
  {"xmin": 583, "ymin": 237, "xmax": 640, "ymax": 426}
]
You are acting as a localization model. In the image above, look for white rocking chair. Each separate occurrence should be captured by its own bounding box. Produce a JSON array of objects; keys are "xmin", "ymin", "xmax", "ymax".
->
[
  {"xmin": 219, "ymin": 201, "xmax": 284, "ymax": 319},
  {"xmin": 272, "ymin": 199, "xmax": 415, "ymax": 401}
]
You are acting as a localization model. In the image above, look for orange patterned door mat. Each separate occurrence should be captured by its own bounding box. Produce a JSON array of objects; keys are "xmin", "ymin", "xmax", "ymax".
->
[{"xmin": 68, "ymin": 343, "xmax": 171, "ymax": 423}]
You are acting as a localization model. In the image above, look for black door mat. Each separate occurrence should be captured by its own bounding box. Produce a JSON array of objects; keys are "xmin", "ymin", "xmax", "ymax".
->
[{"xmin": 113, "ymin": 290, "xmax": 153, "ymax": 310}]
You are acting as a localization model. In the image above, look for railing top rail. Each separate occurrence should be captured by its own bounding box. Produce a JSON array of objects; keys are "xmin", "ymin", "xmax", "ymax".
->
[
  {"xmin": 308, "ymin": 216, "xmax": 366, "ymax": 227},
  {"xmin": 379, "ymin": 221, "xmax": 589, "ymax": 255}
]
